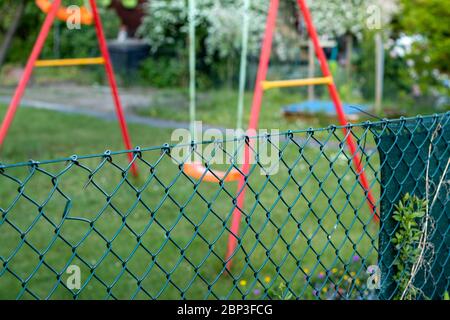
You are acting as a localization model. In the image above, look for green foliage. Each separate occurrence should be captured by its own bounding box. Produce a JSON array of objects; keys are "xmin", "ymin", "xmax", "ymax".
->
[
  {"xmin": 138, "ymin": 0, "xmax": 264, "ymax": 87},
  {"xmin": 391, "ymin": 193, "xmax": 427, "ymax": 300},
  {"xmin": 40, "ymin": 8, "xmax": 121, "ymax": 60},
  {"xmin": 121, "ymin": 0, "xmax": 139, "ymax": 9},
  {"xmin": 444, "ymin": 291, "xmax": 449, "ymax": 300},
  {"xmin": 356, "ymin": 31, "xmax": 413, "ymax": 103},
  {"xmin": 138, "ymin": 56, "xmax": 188, "ymax": 88},
  {"xmin": 307, "ymin": 0, "xmax": 398, "ymax": 38},
  {"xmin": 399, "ymin": 0, "xmax": 450, "ymax": 76},
  {"xmin": 98, "ymin": 0, "xmax": 142, "ymax": 8},
  {"xmin": 2, "ymin": 3, "xmax": 120, "ymax": 64},
  {"xmin": 1, "ymin": 2, "xmax": 42, "ymax": 64},
  {"xmin": 394, "ymin": 0, "xmax": 450, "ymax": 105},
  {"xmin": 137, "ymin": 0, "xmax": 305, "ymax": 87},
  {"xmin": 267, "ymin": 283, "xmax": 294, "ymax": 300},
  {"xmin": 0, "ymin": 0, "xmax": 23, "ymax": 33},
  {"xmin": 306, "ymin": 0, "xmax": 370, "ymax": 39},
  {"xmin": 138, "ymin": 0, "xmax": 269, "ymax": 60}
]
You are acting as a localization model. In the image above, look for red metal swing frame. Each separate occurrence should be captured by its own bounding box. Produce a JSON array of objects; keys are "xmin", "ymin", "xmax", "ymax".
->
[
  {"xmin": 0, "ymin": 0, "xmax": 376, "ymax": 271},
  {"xmin": 225, "ymin": 0, "xmax": 378, "ymax": 270},
  {"xmin": 0, "ymin": 0, "xmax": 137, "ymax": 176}
]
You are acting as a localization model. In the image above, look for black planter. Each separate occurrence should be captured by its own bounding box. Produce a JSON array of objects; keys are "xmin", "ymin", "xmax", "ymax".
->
[{"xmin": 107, "ymin": 39, "xmax": 150, "ymax": 78}]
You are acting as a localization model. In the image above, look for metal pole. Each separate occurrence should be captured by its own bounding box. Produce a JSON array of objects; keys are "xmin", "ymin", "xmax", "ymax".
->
[
  {"xmin": 236, "ymin": 0, "xmax": 250, "ymax": 130},
  {"xmin": 374, "ymin": 32, "xmax": 384, "ymax": 113},
  {"xmin": 296, "ymin": 0, "xmax": 377, "ymax": 219},
  {"xmin": 308, "ymin": 40, "xmax": 315, "ymax": 101},
  {"xmin": 0, "ymin": 0, "xmax": 62, "ymax": 147},
  {"xmin": 89, "ymin": 0, "xmax": 138, "ymax": 176},
  {"xmin": 188, "ymin": 0, "xmax": 197, "ymax": 141},
  {"xmin": 225, "ymin": 0, "xmax": 280, "ymax": 271}
]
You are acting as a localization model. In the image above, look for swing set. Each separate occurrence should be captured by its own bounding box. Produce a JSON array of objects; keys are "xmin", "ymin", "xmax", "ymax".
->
[
  {"xmin": 181, "ymin": 0, "xmax": 378, "ymax": 270},
  {"xmin": 35, "ymin": 0, "xmax": 94, "ymax": 25},
  {"xmin": 0, "ymin": 0, "xmax": 137, "ymax": 176},
  {"xmin": 0, "ymin": 0, "xmax": 377, "ymax": 271}
]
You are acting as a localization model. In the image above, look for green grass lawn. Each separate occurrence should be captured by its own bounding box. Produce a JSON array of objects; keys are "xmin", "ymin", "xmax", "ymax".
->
[
  {"xmin": 0, "ymin": 105, "xmax": 380, "ymax": 300},
  {"xmin": 133, "ymin": 88, "xmax": 357, "ymax": 131}
]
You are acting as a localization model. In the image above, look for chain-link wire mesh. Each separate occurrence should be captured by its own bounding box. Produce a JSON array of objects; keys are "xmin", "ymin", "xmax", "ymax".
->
[{"xmin": 0, "ymin": 113, "xmax": 449, "ymax": 300}]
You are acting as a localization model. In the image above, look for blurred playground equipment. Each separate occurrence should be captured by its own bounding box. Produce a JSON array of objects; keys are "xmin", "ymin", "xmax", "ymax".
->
[
  {"xmin": 283, "ymin": 101, "xmax": 371, "ymax": 122},
  {"xmin": 35, "ymin": 0, "xmax": 94, "ymax": 25},
  {"xmin": 182, "ymin": 0, "xmax": 377, "ymax": 271},
  {"xmin": 0, "ymin": 0, "xmax": 448, "ymax": 301},
  {"xmin": 0, "ymin": 0, "xmax": 137, "ymax": 175}
]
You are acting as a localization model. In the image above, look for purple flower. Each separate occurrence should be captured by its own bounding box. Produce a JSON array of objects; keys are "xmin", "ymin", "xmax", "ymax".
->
[
  {"xmin": 352, "ymin": 255, "xmax": 360, "ymax": 262},
  {"xmin": 253, "ymin": 289, "xmax": 261, "ymax": 295},
  {"xmin": 318, "ymin": 272, "xmax": 325, "ymax": 279}
]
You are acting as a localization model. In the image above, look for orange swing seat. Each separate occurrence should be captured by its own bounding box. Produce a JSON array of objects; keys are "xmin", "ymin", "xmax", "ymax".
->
[
  {"xmin": 35, "ymin": 0, "xmax": 94, "ymax": 25},
  {"xmin": 183, "ymin": 162, "xmax": 242, "ymax": 183}
]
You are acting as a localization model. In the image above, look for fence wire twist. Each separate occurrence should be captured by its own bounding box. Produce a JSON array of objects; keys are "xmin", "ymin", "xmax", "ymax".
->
[{"xmin": 0, "ymin": 113, "xmax": 449, "ymax": 300}]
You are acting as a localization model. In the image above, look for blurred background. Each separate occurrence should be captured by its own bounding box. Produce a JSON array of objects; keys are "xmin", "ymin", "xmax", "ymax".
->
[
  {"xmin": 0, "ymin": 0, "xmax": 449, "ymax": 133},
  {"xmin": 0, "ymin": 1, "xmax": 448, "ymax": 300}
]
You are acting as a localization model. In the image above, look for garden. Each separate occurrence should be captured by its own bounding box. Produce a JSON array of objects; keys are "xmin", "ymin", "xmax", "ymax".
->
[{"xmin": 0, "ymin": 0, "xmax": 448, "ymax": 301}]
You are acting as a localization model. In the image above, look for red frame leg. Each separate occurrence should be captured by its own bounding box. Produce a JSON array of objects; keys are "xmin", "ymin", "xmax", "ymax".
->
[
  {"xmin": 0, "ymin": 0, "xmax": 62, "ymax": 147},
  {"xmin": 89, "ymin": 0, "xmax": 137, "ymax": 176},
  {"xmin": 0, "ymin": 0, "xmax": 137, "ymax": 176},
  {"xmin": 296, "ymin": 0, "xmax": 376, "ymax": 217},
  {"xmin": 225, "ymin": 0, "xmax": 280, "ymax": 271},
  {"xmin": 225, "ymin": 0, "xmax": 377, "ymax": 271}
]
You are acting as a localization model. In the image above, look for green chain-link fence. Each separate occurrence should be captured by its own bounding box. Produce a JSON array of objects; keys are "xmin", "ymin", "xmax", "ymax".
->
[{"xmin": 1, "ymin": 113, "xmax": 449, "ymax": 300}]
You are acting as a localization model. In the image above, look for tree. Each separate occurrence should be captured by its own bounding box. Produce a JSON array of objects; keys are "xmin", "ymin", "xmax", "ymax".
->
[
  {"xmin": 0, "ymin": 1, "xmax": 121, "ymax": 67},
  {"xmin": 137, "ymin": 0, "xmax": 305, "ymax": 87},
  {"xmin": 138, "ymin": 0, "xmax": 302, "ymax": 62},
  {"xmin": 139, "ymin": 0, "xmax": 264, "ymax": 59},
  {"xmin": 305, "ymin": 0, "xmax": 372, "ymax": 78},
  {"xmin": 0, "ymin": 0, "xmax": 26, "ymax": 68},
  {"xmin": 399, "ymin": 0, "xmax": 450, "ymax": 76},
  {"xmin": 306, "ymin": 0, "xmax": 368, "ymax": 39}
]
